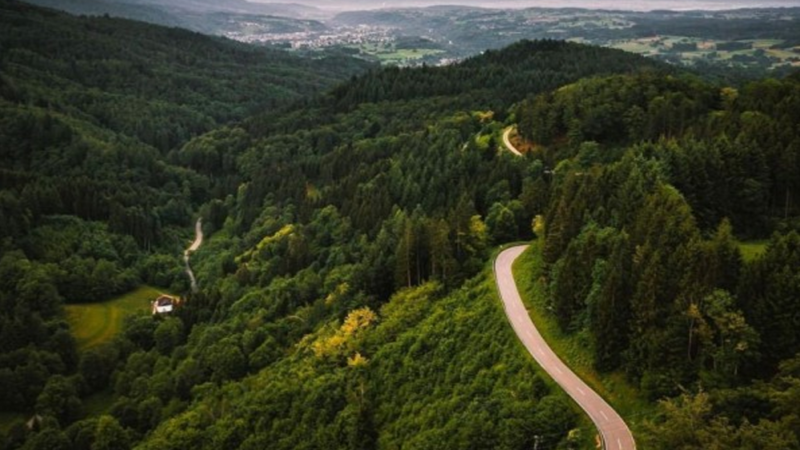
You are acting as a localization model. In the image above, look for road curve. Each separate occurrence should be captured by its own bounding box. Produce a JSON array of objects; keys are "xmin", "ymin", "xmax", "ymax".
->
[
  {"xmin": 184, "ymin": 218, "xmax": 203, "ymax": 293},
  {"xmin": 494, "ymin": 245, "xmax": 636, "ymax": 450},
  {"xmin": 502, "ymin": 126, "xmax": 523, "ymax": 156}
]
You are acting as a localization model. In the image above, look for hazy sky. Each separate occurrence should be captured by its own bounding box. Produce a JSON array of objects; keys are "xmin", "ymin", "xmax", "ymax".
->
[{"xmin": 253, "ymin": 0, "xmax": 800, "ymax": 12}]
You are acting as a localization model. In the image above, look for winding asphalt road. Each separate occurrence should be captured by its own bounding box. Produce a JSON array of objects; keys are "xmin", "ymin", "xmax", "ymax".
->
[{"xmin": 494, "ymin": 245, "xmax": 636, "ymax": 450}]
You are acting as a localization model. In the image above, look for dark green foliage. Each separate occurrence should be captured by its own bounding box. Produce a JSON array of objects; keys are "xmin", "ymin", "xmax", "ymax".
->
[
  {"xmin": 78, "ymin": 346, "xmax": 119, "ymax": 392},
  {"xmin": 3, "ymin": 1, "xmax": 799, "ymax": 447},
  {"xmin": 738, "ymin": 232, "xmax": 800, "ymax": 373},
  {"xmin": 0, "ymin": 1, "xmax": 372, "ymax": 151},
  {"xmin": 0, "ymin": 0, "xmax": 370, "ymax": 423},
  {"xmin": 94, "ymin": 37, "xmax": 667, "ymax": 449},
  {"xmin": 516, "ymin": 73, "xmax": 716, "ymax": 149},
  {"xmin": 329, "ymin": 39, "xmax": 669, "ymax": 113},
  {"xmin": 523, "ymin": 70, "xmax": 800, "ymax": 446},
  {"xmin": 35, "ymin": 376, "xmax": 82, "ymax": 425},
  {"xmin": 1, "ymin": 35, "xmax": 669, "ymax": 449},
  {"xmin": 518, "ymin": 73, "xmax": 800, "ymax": 236}
]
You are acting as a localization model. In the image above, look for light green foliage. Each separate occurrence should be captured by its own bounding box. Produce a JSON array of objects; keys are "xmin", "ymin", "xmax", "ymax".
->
[
  {"xmin": 738, "ymin": 240, "xmax": 768, "ymax": 262},
  {"xmin": 487, "ymin": 202, "xmax": 519, "ymax": 244},
  {"xmin": 91, "ymin": 415, "xmax": 130, "ymax": 450},
  {"xmin": 139, "ymin": 276, "xmax": 581, "ymax": 450},
  {"xmin": 643, "ymin": 390, "xmax": 799, "ymax": 450}
]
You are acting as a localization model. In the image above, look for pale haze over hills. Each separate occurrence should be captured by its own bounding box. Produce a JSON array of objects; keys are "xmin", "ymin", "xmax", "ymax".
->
[{"xmin": 251, "ymin": 0, "xmax": 800, "ymax": 11}]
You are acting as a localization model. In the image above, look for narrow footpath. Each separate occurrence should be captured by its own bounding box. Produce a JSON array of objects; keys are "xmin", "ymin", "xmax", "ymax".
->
[
  {"xmin": 184, "ymin": 218, "xmax": 203, "ymax": 293},
  {"xmin": 494, "ymin": 245, "xmax": 636, "ymax": 450}
]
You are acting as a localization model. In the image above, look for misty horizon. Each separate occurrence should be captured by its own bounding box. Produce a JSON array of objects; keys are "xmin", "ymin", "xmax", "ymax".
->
[{"xmin": 249, "ymin": 0, "xmax": 800, "ymax": 12}]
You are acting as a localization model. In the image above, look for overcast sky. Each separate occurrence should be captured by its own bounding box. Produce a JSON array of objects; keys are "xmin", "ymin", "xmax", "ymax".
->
[{"xmin": 252, "ymin": 0, "xmax": 800, "ymax": 12}]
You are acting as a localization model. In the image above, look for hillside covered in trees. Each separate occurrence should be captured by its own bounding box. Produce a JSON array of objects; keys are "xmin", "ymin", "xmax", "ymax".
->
[
  {"xmin": 0, "ymin": 0, "xmax": 370, "ymax": 433},
  {"xmin": 513, "ymin": 70, "xmax": 800, "ymax": 448},
  {"xmin": 2, "ymin": 2, "xmax": 800, "ymax": 449}
]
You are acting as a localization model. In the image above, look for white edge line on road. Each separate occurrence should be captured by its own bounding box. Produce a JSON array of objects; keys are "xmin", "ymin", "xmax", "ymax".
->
[{"xmin": 495, "ymin": 246, "xmax": 636, "ymax": 450}]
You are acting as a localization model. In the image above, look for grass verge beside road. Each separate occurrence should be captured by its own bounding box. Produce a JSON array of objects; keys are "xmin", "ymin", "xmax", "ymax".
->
[{"xmin": 511, "ymin": 241, "xmax": 654, "ymax": 435}]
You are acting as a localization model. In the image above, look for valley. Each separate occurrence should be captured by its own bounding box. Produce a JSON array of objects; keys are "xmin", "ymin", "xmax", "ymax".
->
[
  {"xmin": 224, "ymin": 6, "xmax": 800, "ymax": 72},
  {"xmin": 25, "ymin": 0, "xmax": 800, "ymax": 73}
]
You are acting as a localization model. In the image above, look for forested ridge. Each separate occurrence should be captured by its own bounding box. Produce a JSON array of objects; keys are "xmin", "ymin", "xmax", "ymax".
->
[{"xmin": 2, "ymin": 2, "xmax": 800, "ymax": 449}]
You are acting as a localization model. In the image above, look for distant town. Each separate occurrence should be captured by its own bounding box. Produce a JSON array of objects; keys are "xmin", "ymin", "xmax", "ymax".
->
[
  {"xmin": 218, "ymin": 6, "xmax": 800, "ymax": 70},
  {"xmin": 225, "ymin": 24, "xmax": 394, "ymax": 50}
]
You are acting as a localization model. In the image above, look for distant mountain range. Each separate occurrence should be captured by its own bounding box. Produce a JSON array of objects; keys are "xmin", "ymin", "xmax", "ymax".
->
[{"xmin": 251, "ymin": 0, "xmax": 800, "ymax": 11}]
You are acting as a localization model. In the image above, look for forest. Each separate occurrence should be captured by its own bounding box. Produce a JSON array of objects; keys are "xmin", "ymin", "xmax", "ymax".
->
[{"xmin": 2, "ymin": 1, "xmax": 800, "ymax": 449}]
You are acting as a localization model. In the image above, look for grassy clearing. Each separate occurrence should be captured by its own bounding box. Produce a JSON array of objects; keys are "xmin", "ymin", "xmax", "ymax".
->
[
  {"xmin": 611, "ymin": 41, "xmax": 657, "ymax": 54},
  {"xmin": 748, "ymin": 39, "xmax": 784, "ymax": 48},
  {"xmin": 65, "ymin": 285, "xmax": 166, "ymax": 350},
  {"xmin": 511, "ymin": 241, "xmax": 654, "ymax": 436},
  {"xmin": 738, "ymin": 240, "xmax": 768, "ymax": 262},
  {"xmin": 375, "ymin": 48, "xmax": 444, "ymax": 63},
  {"xmin": 349, "ymin": 43, "xmax": 444, "ymax": 65}
]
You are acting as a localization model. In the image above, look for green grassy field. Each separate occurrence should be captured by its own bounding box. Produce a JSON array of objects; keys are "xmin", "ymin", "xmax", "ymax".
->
[
  {"xmin": 348, "ymin": 43, "xmax": 444, "ymax": 65},
  {"xmin": 375, "ymin": 48, "xmax": 443, "ymax": 63},
  {"xmin": 511, "ymin": 241, "xmax": 654, "ymax": 436},
  {"xmin": 610, "ymin": 36, "xmax": 800, "ymax": 69},
  {"xmin": 738, "ymin": 240, "xmax": 768, "ymax": 262},
  {"xmin": 65, "ymin": 285, "xmax": 165, "ymax": 350}
]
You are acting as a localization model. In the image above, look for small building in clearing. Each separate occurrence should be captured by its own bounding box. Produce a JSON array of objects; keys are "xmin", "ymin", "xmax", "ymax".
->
[{"xmin": 152, "ymin": 295, "xmax": 178, "ymax": 315}]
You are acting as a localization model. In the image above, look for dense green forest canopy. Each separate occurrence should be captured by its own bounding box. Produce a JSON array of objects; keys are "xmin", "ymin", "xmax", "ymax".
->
[
  {"xmin": 0, "ymin": 0, "xmax": 369, "ymax": 434},
  {"xmin": 2, "ymin": 2, "xmax": 800, "ymax": 449},
  {"xmin": 511, "ymin": 69, "xmax": 800, "ymax": 447}
]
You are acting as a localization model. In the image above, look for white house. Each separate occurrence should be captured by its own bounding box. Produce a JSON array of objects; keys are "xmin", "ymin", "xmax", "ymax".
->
[{"xmin": 152, "ymin": 295, "xmax": 176, "ymax": 315}]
